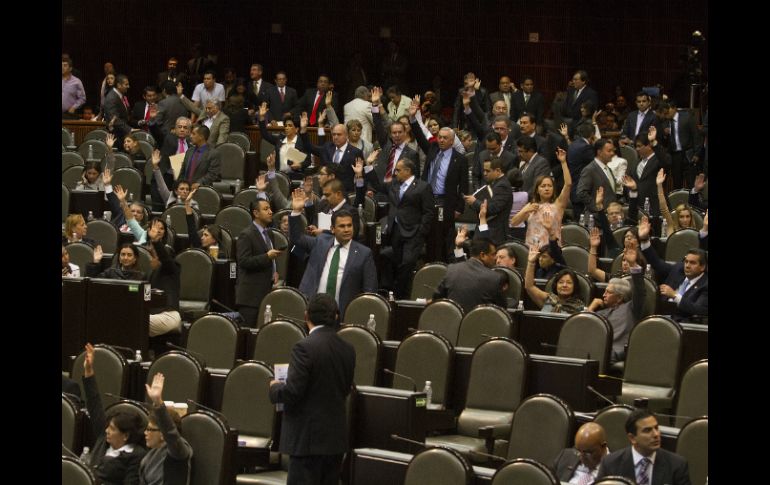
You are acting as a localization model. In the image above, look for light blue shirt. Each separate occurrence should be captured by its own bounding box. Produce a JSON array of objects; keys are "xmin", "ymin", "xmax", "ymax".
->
[{"xmin": 430, "ymin": 148, "xmax": 453, "ymax": 195}]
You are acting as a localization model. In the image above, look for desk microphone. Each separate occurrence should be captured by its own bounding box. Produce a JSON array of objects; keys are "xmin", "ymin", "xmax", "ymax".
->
[
  {"xmin": 586, "ymin": 386, "xmax": 615, "ymax": 407},
  {"xmin": 165, "ymin": 342, "xmax": 207, "ymax": 367},
  {"xmin": 383, "ymin": 368, "xmax": 418, "ymax": 392},
  {"xmin": 186, "ymin": 399, "xmax": 228, "ymax": 422},
  {"xmin": 104, "ymin": 392, "xmax": 148, "ymax": 408},
  {"xmin": 467, "ymin": 448, "xmax": 507, "ymax": 462},
  {"xmin": 275, "ymin": 313, "xmax": 308, "ymax": 326},
  {"xmin": 390, "ymin": 434, "xmax": 427, "ymax": 448},
  {"xmin": 61, "ymin": 444, "xmax": 80, "ymax": 461},
  {"xmin": 598, "ymin": 374, "xmax": 625, "ymax": 381},
  {"xmin": 211, "ymin": 298, "xmax": 237, "ymax": 313},
  {"xmin": 540, "ymin": 342, "xmax": 591, "ymax": 359},
  {"xmin": 422, "ymin": 284, "xmax": 438, "ymax": 292},
  {"xmin": 103, "ymin": 344, "xmax": 136, "ymax": 360}
]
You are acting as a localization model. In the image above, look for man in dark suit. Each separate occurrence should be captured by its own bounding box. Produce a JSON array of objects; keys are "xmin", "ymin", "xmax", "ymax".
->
[
  {"xmin": 462, "ymin": 94, "xmax": 520, "ymax": 150},
  {"xmin": 433, "ymin": 237, "xmax": 506, "ymax": 312},
  {"xmin": 245, "ymin": 63, "xmax": 277, "ymax": 117},
  {"xmin": 472, "ymin": 132, "xmax": 515, "ymax": 187},
  {"xmin": 562, "ymin": 70, "xmax": 599, "ymax": 122},
  {"xmin": 552, "ymin": 422, "xmax": 609, "ymax": 484},
  {"xmin": 488, "ymin": 75, "xmax": 515, "ymax": 118},
  {"xmin": 511, "ymin": 75, "xmax": 545, "ymax": 124},
  {"xmin": 658, "ymin": 101, "xmax": 699, "ymax": 189},
  {"xmin": 294, "ymin": 74, "xmax": 340, "ymax": 127},
  {"xmin": 452, "ymin": 72, "xmax": 490, "ymax": 130},
  {"xmin": 150, "ymin": 81, "xmax": 190, "ymax": 145},
  {"xmin": 304, "ymin": 179, "xmax": 361, "ymax": 240},
  {"xmin": 268, "ymin": 70, "xmax": 299, "ymax": 120},
  {"xmin": 156, "ymin": 57, "xmax": 187, "ymax": 93},
  {"xmin": 176, "ymin": 125, "xmax": 221, "ymax": 189},
  {"xmin": 289, "ymin": 192, "xmax": 377, "ymax": 316},
  {"xmin": 103, "ymin": 74, "xmax": 132, "ymax": 147},
  {"xmin": 300, "ymin": 114, "xmax": 363, "ymax": 193},
  {"xmin": 620, "ymin": 92, "xmax": 657, "ymax": 144},
  {"xmin": 628, "ymin": 128, "xmax": 671, "ymax": 218},
  {"xmin": 130, "ymin": 86, "xmax": 158, "ymax": 130},
  {"xmin": 597, "ymin": 409, "xmax": 691, "ymax": 485},
  {"xmin": 567, "ymin": 123, "xmax": 598, "ymax": 216},
  {"xmin": 236, "ymin": 199, "xmax": 283, "ymax": 327},
  {"xmin": 464, "ymin": 158, "xmax": 513, "ymax": 246},
  {"xmin": 576, "ymin": 139, "xmax": 619, "ymax": 217},
  {"xmin": 369, "ymin": 87, "xmax": 420, "ymax": 191},
  {"xmin": 151, "ymin": 116, "xmax": 192, "ymax": 211},
  {"xmin": 516, "ymin": 136, "xmax": 552, "ymax": 195},
  {"xmin": 639, "ymin": 220, "xmax": 708, "ymax": 321},
  {"xmin": 362, "ymin": 158, "xmax": 434, "ymax": 298},
  {"xmin": 269, "ymin": 293, "xmax": 355, "ymax": 485}
]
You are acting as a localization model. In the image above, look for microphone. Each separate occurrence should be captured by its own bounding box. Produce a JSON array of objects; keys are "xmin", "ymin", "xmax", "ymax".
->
[
  {"xmin": 62, "ymin": 391, "xmax": 82, "ymax": 403},
  {"xmin": 422, "ymin": 283, "xmax": 438, "ymax": 292},
  {"xmin": 104, "ymin": 344, "xmax": 136, "ymax": 360},
  {"xmin": 186, "ymin": 399, "xmax": 228, "ymax": 422},
  {"xmin": 61, "ymin": 444, "xmax": 80, "ymax": 461},
  {"xmin": 540, "ymin": 342, "xmax": 591, "ymax": 359},
  {"xmin": 467, "ymin": 448, "xmax": 507, "ymax": 462},
  {"xmin": 275, "ymin": 313, "xmax": 308, "ymax": 326},
  {"xmin": 586, "ymin": 386, "xmax": 615, "ymax": 407},
  {"xmin": 390, "ymin": 434, "xmax": 427, "ymax": 448},
  {"xmin": 598, "ymin": 374, "xmax": 625, "ymax": 381},
  {"xmin": 166, "ymin": 342, "xmax": 207, "ymax": 367},
  {"xmin": 383, "ymin": 368, "xmax": 418, "ymax": 392},
  {"xmin": 211, "ymin": 298, "xmax": 237, "ymax": 313},
  {"xmin": 104, "ymin": 392, "xmax": 148, "ymax": 408}
]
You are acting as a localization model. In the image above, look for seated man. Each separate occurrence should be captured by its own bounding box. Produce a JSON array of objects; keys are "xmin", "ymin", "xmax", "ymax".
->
[{"xmin": 552, "ymin": 422, "xmax": 609, "ymax": 485}]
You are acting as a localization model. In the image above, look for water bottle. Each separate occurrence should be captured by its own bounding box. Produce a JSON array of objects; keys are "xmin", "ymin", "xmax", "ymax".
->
[
  {"xmin": 87, "ymin": 210, "xmax": 94, "ymax": 222},
  {"xmin": 660, "ymin": 217, "xmax": 668, "ymax": 237},
  {"xmin": 388, "ymin": 291, "xmax": 395, "ymax": 302},
  {"xmin": 643, "ymin": 197, "xmax": 650, "ymax": 213},
  {"xmin": 587, "ymin": 214, "xmax": 595, "ymax": 231},
  {"xmin": 134, "ymin": 350, "xmax": 142, "ymax": 363},
  {"xmin": 366, "ymin": 313, "xmax": 376, "ymax": 332},
  {"xmin": 517, "ymin": 300, "xmax": 524, "ymax": 311},
  {"xmin": 79, "ymin": 446, "xmax": 91, "ymax": 464},
  {"xmin": 87, "ymin": 144, "xmax": 94, "ymax": 161},
  {"xmin": 578, "ymin": 213, "xmax": 586, "ymax": 226},
  {"xmin": 166, "ymin": 214, "xmax": 172, "ymax": 227},
  {"xmin": 234, "ymin": 178, "xmax": 241, "ymax": 193},
  {"xmin": 424, "ymin": 380, "xmax": 433, "ymax": 407},
  {"xmin": 645, "ymin": 264, "xmax": 652, "ymax": 279},
  {"xmin": 358, "ymin": 203, "xmax": 364, "ymax": 222},
  {"xmin": 129, "ymin": 192, "xmax": 134, "ymax": 203},
  {"xmin": 264, "ymin": 304, "xmax": 272, "ymax": 324}
]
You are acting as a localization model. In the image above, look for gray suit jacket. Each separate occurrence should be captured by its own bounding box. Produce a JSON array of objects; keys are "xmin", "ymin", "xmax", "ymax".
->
[
  {"xmin": 520, "ymin": 153, "xmax": 552, "ymax": 195},
  {"xmin": 434, "ymin": 258, "xmax": 506, "ymax": 313},
  {"xmin": 179, "ymin": 95, "xmax": 231, "ymax": 146},
  {"xmin": 552, "ymin": 448, "xmax": 582, "ymax": 482},
  {"xmin": 576, "ymin": 160, "xmax": 618, "ymax": 212},
  {"xmin": 151, "ymin": 94, "xmax": 190, "ymax": 138},
  {"xmin": 597, "ymin": 447, "xmax": 691, "ymax": 485},
  {"xmin": 176, "ymin": 144, "xmax": 221, "ymax": 186}
]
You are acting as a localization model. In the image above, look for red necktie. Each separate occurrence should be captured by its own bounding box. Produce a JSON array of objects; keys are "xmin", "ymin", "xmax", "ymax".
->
[
  {"xmin": 384, "ymin": 144, "xmax": 398, "ymax": 182},
  {"xmin": 144, "ymin": 105, "xmax": 151, "ymax": 122},
  {"xmin": 122, "ymin": 96, "xmax": 129, "ymax": 109},
  {"xmin": 178, "ymin": 139, "xmax": 186, "ymax": 154},
  {"xmin": 280, "ymin": 88, "xmax": 285, "ymax": 102},
  {"xmin": 309, "ymin": 91, "xmax": 322, "ymax": 125}
]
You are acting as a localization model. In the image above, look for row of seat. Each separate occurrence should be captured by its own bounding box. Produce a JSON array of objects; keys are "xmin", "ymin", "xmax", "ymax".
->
[{"xmin": 63, "ymin": 127, "xmax": 253, "ymax": 154}]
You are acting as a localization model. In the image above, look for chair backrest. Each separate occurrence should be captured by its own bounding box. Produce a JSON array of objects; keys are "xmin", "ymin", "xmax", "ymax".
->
[
  {"xmin": 270, "ymin": 170, "xmax": 291, "ymax": 198},
  {"xmin": 77, "ymin": 139, "xmax": 109, "ymax": 162},
  {"xmin": 62, "ymin": 457, "xmax": 97, "ymax": 485},
  {"xmin": 338, "ymin": 324, "xmax": 381, "ymax": 386},
  {"xmin": 619, "ymin": 145, "xmax": 638, "ymax": 169},
  {"xmin": 272, "ymin": 208, "xmax": 307, "ymax": 234},
  {"xmin": 86, "ymin": 219, "xmax": 118, "ymax": 254},
  {"xmin": 109, "ymin": 152, "xmax": 134, "ymax": 170},
  {"xmin": 226, "ymin": 131, "xmax": 251, "ymax": 152},
  {"xmin": 561, "ymin": 224, "xmax": 591, "ymax": 249},
  {"xmin": 619, "ymin": 274, "xmax": 658, "ymax": 319},
  {"xmin": 62, "ymin": 127, "xmax": 75, "ymax": 147},
  {"xmin": 181, "ymin": 411, "xmax": 236, "ymax": 485},
  {"xmin": 411, "ymin": 262, "xmax": 448, "ymax": 299},
  {"xmin": 192, "ymin": 185, "xmax": 222, "ymax": 217},
  {"xmin": 664, "ymin": 228, "xmax": 700, "ymax": 262},
  {"xmin": 104, "ymin": 400, "xmax": 150, "ymax": 431},
  {"xmin": 394, "ymin": 331, "xmax": 454, "ymax": 406},
  {"xmin": 457, "ymin": 304, "xmax": 514, "ymax": 349},
  {"xmin": 232, "ymin": 188, "xmax": 260, "ymax": 210},
  {"xmin": 186, "ymin": 313, "xmax": 242, "ymax": 369},
  {"xmin": 62, "ymin": 151, "xmax": 85, "ymax": 171},
  {"xmin": 214, "ymin": 205, "xmax": 252, "ymax": 240},
  {"xmin": 83, "ymin": 129, "xmax": 109, "ymax": 143},
  {"xmin": 675, "ymin": 359, "xmax": 708, "ymax": 428},
  {"xmin": 557, "ymin": 311, "xmax": 612, "ymax": 373},
  {"xmin": 217, "ymin": 142, "xmax": 246, "ymax": 180},
  {"xmin": 347, "ymin": 192, "xmax": 377, "ymax": 223},
  {"xmin": 418, "ymin": 299, "xmax": 464, "ymax": 346},
  {"xmin": 132, "ymin": 130, "xmax": 156, "ymax": 147},
  {"xmin": 592, "ymin": 404, "xmax": 635, "ymax": 452},
  {"xmin": 544, "ymin": 271, "xmax": 594, "ymax": 305},
  {"xmin": 500, "ymin": 241, "xmax": 529, "ymax": 272},
  {"xmin": 112, "ymin": 167, "xmax": 143, "ymax": 201},
  {"xmin": 252, "ymin": 319, "xmax": 307, "ymax": 364},
  {"xmin": 675, "ymin": 417, "xmax": 708, "ymax": 485},
  {"xmin": 491, "ymin": 458, "xmax": 560, "ymax": 485},
  {"xmin": 176, "ymin": 248, "xmax": 215, "ymax": 305},
  {"xmin": 403, "ymin": 446, "xmax": 474, "ymax": 485},
  {"xmin": 146, "ymin": 351, "xmax": 205, "ymax": 403},
  {"xmin": 137, "ymin": 140, "xmax": 154, "ymax": 160},
  {"xmin": 493, "ymin": 266, "xmax": 523, "ymax": 304},
  {"xmin": 70, "ymin": 344, "xmax": 128, "ymax": 407},
  {"xmin": 268, "ymin": 228, "xmax": 289, "ymax": 282},
  {"xmin": 612, "ymin": 226, "xmax": 632, "ymax": 248},
  {"xmin": 560, "ymin": 245, "xmax": 590, "ymax": 274},
  {"xmin": 506, "ymin": 393, "xmax": 574, "ymax": 464},
  {"xmin": 594, "ymin": 477, "xmax": 636, "ymax": 485},
  {"xmin": 65, "ymin": 242, "xmax": 94, "ymax": 276},
  {"xmin": 62, "ymin": 165, "xmax": 84, "ymax": 189},
  {"xmin": 464, "ymin": 338, "xmax": 527, "ymax": 414},
  {"xmin": 221, "ymin": 361, "xmax": 275, "ymax": 438},
  {"xmin": 161, "ymin": 204, "xmax": 198, "ymax": 237},
  {"xmin": 62, "ymin": 185, "xmax": 71, "ymax": 223},
  {"xmin": 343, "ymin": 292, "xmax": 391, "ymax": 340},
  {"xmin": 667, "ymin": 189, "xmax": 690, "ymax": 209},
  {"xmin": 61, "ymin": 393, "xmax": 82, "ymax": 452},
  {"xmin": 258, "ymin": 286, "xmax": 308, "ymax": 328}
]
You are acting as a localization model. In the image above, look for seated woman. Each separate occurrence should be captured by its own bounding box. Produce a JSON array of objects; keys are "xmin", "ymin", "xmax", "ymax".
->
[
  {"xmin": 102, "ymin": 167, "xmax": 148, "ymax": 232},
  {"xmin": 121, "ymin": 134, "xmax": 146, "ymax": 161},
  {"xmin": 655, "ymin": 168, "xmax": 698, "ymax": 237},
  {"xmin": 184, "ymin": 187, "xmax": 229, "ymax": 259},
  {"xmin": 140, "ymin": 373, "xmax": 193, "ymax": 485},
  {"xmin": 62, "ymin": 245, "xmax": 81, "ymax": 277},
  {"xmin": 75, "ymin": 161, "xmax": 106, "ymax": 191},
  {"xmin": 62, "ymin": 213, "xmax": 97, "ymax": 246},
  {"xmin": 85, "ymin": 243, "xmax": 146, "ymax": 280},
  {"xmin": 81, "ymin": 343, "xmax": 147, "ymax": 485}
]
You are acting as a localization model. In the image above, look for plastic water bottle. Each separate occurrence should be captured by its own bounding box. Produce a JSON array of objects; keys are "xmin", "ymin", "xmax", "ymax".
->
[
  {"xmin": 660, "ymin": 217, "xmax": 668, "ymax": 237},
  {"xmin": 358, "ymin": 203, "xmax": 364, "ymax": 222},
  {"xmin": 388, "ymin": 291, "xmax": 395, "ymax": 302},
  {"xmin": 166, "ymin": 214, "xmax": 172, "ymax": 227},
  {"xmin": 79, "ymin": 446, "xmax": 91, "ymax": 464},
  {"xmin": 578, "ymin": 213, "xmax": 586, "ymax": 226},
  {"xmin": 587, "ymin": 214, "xmax": 595, "ymax": 231},
  {"xmin": 134, "ymin": 350, "xmax": 142, "ymax": 363},
  {"xmin": 87, "ymin": 144, "xmax": 94, "ymax": 161},
  {"xmin": 129, "ymin": 192, "xmax": 134, "ymax": 203},
  {"xmin": 424, "ymin": 380, "xmax": 433, "ymax": 407},
  {"xmin": 517, "ymin": 300, "xmax": 524, "ymax": 311},
  {"xmin": 643, "ymin": 197, "xmax": 650, "ymax": 214},
  {"xmin": 645, "ymin": 264, "xmax": 652, "ymax": 279},
  {"xmin": 366, "ymin": 314, "xmax": 377, "ymax": 332},
  {"xmin": 87, "ymin": 210, "xmax": 94, "ymax": 222},
  {"xmin": 264, "ymin": 304, "xmax": 272, "ymax": 324},
  {"xmin": 235, "ymin": 178, "xmax": 242, "ymax": 193}
]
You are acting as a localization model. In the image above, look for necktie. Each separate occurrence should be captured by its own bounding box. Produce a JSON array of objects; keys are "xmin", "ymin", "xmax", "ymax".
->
[
  {"xmin": 333, "ymin": 148, "xmax": 342, "ymax": 164},
  {"xmin": 325, "ymin": 245, "xmax": 341, "ymax": 297},
  {"xmin": 636, "ymin": 112, "xmax": 645, "ymax": 137},
  {"xmin": 144, "ymin": 105, "xmax": 151, "ymax": 122},
  {"xmin": 430, "ymin": 152, "xmax": 444, "ymax": 191},
  {"xmin": 672, "ymin": 119, "xmax": 679, "ymax": 150},
  {"xmin": 637, "ymin": 158, "xmax": 646, "ymax": 178},
  {"xmin": 122, "ymin": 96, "xmax": 129, "ymax": 109},
  {"xmin": 384, "ymin": 145, "xmax": 398, "ymax": 182},
  {"xmin": 504, "ymin": 93, "xmax": 511, "ymax": 114},
  {"xmin": 678, "ymin": 278, "xmax": 690, "ymax": 296},
  {"xmin": 187, "ymin": 148, "xmax": 200, "ymax": 181},
  {"xmin": 178, "ymin": 139, "xmax": 186, "ymax": 154},
  {"xmin": 280, "ymin": 87, "xmax": 285, "ymax": 102},
  {"xmin": 524, "ymin": 93, "xmax": 530, "ymax": 105},
  {"xmin": 576, "ymin": 467, "xmax": 594, "ymax": 485},
  {"xmin": 636, "ymin": 457, "xmax": 651, "ymax": 485},
  {"xmin": 309, "ymin": 91, "xmax": 322, "ymax": 125},
  {"xmin": 263, "ymin": 229, "xmax": 276, "ymax": 274},
  {"xmin": 399, "ymin": 182, "xmax": 408, "ymax": 201},
  {"xmin": 604, "ymin": 164, "xmax": 616, "ymax": 192}
]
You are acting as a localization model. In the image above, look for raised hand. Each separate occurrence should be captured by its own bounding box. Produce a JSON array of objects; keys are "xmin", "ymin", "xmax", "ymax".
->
[
  {"xmin": 595, "ymin": 186, "xmax": 605, "ymax": 211},
  {"xmin": 655, "ymin": 168, "xmax": 666, "ymax": 186},
  {"xmin": 693, "ymin": 173, "xmax": 706, "ymax": 192},
  {"xmin": 407, "ymin": 96, "xmax": 419, "ymax": 117},
  {"xmin": 291, "ymin": 187, "xmax": 307, "ymax": 212},
  {"xmin": 479, "ymin": 199, "xmax": 488, "ymax": 225},
  {"xmin": 454, "ymin": 224, "xmax": 468, "ymax": 248},
  {"xmin": 102, "ymin": 167, "xmax": 112, "ymax": 185},
  {"xmin": 556, "ymin": 147, "xmax": 567, "ymax": 164},
  {"xmin": 145, "ymin": 372, "xmax": 165, "ymax": 406},
  {"xmin": 185, "ymin": 187, "xmax": 198, "ymax": 207},
  {"xmin": 527, "ymin": 243, "xmax": 540, "ymax": 264},
  {"xmin": 115, "ymin": 185, "xmax": 127, "ymax": 202},
  {"xmin": 105, "ymin": 133, "xmax": 115, "ymax": 149},
  {"xmin": 151, "ymin": 149, "xmax": 161, "ymax": 169},
  {"xmin": 703, "ymin": 210, "xmax": 708, "ymax": 232},
  {"xmin": 366, "ymin": 148, "xmax": 380, "ymax": 165},
  {"xmin": 84, "ymin": 343, "xmax": 95, "ymax": 377},
  {"xmin": 148, "ymin": 219, "xmax": 164, "ymax": 242},
  {"xmin": 622, "ymin": 175, "xmax": 637, "ymax": 191},
  {"xmin": 371, "ymin": 86, "xmax": 382, "ymax": 106},
  {"xmin": 255, "ymin": 174, "xmax": 268, "ymax": 192},
  {"xmin": 541, "ymin": 209, "xmax": 554, "ymax": 234},
  {"xmin": 300, "ymin": 112, "xmax": 308, "ymax": 130},
  {"xmin": 93, "ymin": 245, "xmax": 104, "ymax": 263},
  {"xmin": 325, "ymin": 90, "xmax": 334, "ymax": 107},
  {"xmin": 258, "ymin": 102, "xmax": 268, "ymax": 120},
  {"xmin": 353, "ymin": 158, "xmax": 364, "ymax": 178},
  {"xmin": 559, "ymin": 123, "xmax": 569, "ymax": 138},
  {"xmin": 589, "ymin": 226, "xmax": 601, "ymax": 248},
  {"xmin": 638, "ymin": 215, "xmax": 651, "ymax": 241},
  {"xmin": 592, "ymin": 109, "xmax": 602, "ymax": 123},
  {"xmin": 318, "ymin": 109, "xmax": 327, "ymax": 126}
]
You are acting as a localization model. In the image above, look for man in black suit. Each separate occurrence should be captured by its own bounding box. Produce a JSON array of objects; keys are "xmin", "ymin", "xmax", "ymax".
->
[
  {"xmin": 452, "ymin": 72, "xmax": 491, "ymax": 130},
  {"xmin": 130, "ymin": 86, "xmax": 158, "ymax": 130},
  {"xmin": 628, "ymin": 127, "xmax": 671, "ymax": 219},
  {"xmin": 567, "ymin": 123, "xmax": 598, "ymax": 216},
  {"xmin": 369, "ymin": 86, "xmax": 420, "ymax": 192},
  {"xmin": 156, "ymin": 57, "xmax": 187, "ymax": 93},
  {"xmin": 304, "ymin": 179, "xmax": 361, "ymax": 240},
  {"xmin": 562, "ymin": 70, "xmax": 599, "ymax": 122},
  {"xmin": 472, "ymin": 132, "xmax": 515, "ymax": 187},
  {"xmin": 516, "ymin": 136, "xmax": 552, "ymax": 195},
  {"xmin": 294, "ymin": 74, "xmax": 340, "ymax": 127},
  {"xmin": 511, "ymin": 75, "xmax": 545, "ymax": 124},
  {"xmin": 150, "ymin": 81, "xmax": 190, "ymax": 145},
  {"xmin": 236, "ymin": 199, "xmax": 283, "ymax": 327},
  {"xmin": 300, "ymin": 113, "xmax": 363, "ymax": 193},
  {"xmin": 246, "ymin": 63, "xmax": 277, "ymax": 118},
  {"xmin": 576, "ymin": 139, "xmax": 619, "ymax": 217},
  {"xmin": 620, "ymin": 92, "xmax": 657, "ymax": 145},
  {"xmin": 464, "ymin": 158, "xmax": 513, "ymax": 246},
  {"xmin": 597, "ymin": 409, "xmax": 691, "ymax": 485},
  {"xmin": 103, "ymin": 74, "xmax": 132, "ymax": 147},
  {"xmin": 658, "ymin": 101, "xmax": 699, "ymax": 189},
  {"xmin": 488, "ymin": 75, "xmax": 515, "ymax": 118},
  {"xmin": 552, "ymin": 422, "xmax": 609, "ymax": 484},
  {"xmin": 269, "ymin": 293, "xmax": 355, "ymax": 485},
  {"xmin": 268, "ymin": 70, "xmax": 298, "ymax": 121},
  {"xmin": 362, "ymin": 157, "xmax": 434, "ymax": 298},
  {"xmin": 433, "ymin": 237, "xmax": 506, "ymax": 312},
  {"xmin": 176, "ymin": 125, "xmax": 221, "ymax": 189}
]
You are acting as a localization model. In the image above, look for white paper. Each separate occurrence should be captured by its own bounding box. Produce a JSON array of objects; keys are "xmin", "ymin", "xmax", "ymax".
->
[
  {"xmin": 286, "ymin": 147, "xmax": 306, "ymax": 164},
  {"xmin": 274, "ymin": 363, "xmax": 289, "ymax": 382},
  {"xmin": 317, "ymin": 212, "xmax": 332, "ymax": 231},
  {"xmin": 169, "ymin": 153, "xmax": 186, "ymax": 179}
]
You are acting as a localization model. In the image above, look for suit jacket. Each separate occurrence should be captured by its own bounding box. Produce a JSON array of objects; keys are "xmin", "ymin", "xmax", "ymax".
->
[
  {"xmin": 488, "ymin": 90, "xmax": 513, "ymax": 117},
  {"xmin": 364, "ymin": 172, "xmax": 434, "ymax": 240},
  {"xmin": 567, "ymin": 137, "xmax": 596, "ymax": 205},
  {"xmin": 259, "ymin": 120, "xmax": 310, "ymax": 173},
  {"xmin": 246, "ymin": 79, "xmax": 277, "ymax": 112},
  {"xmin": 179, "ymin": 94, "xmax": 231, "ymax": 146},
  {"xmin": 552, "ymin": 448, "xmax": 583, "ymax": 482},
  {"xmin": 641, "ymin": 245, "xmax": 708, "ymax": 321},
  {"xmin": 662, "ymin": 110, "xmax": 697, "ymax": 154},
  {"xmin": 130, "ymin": 101, "xmax": 152, "ymax": 129},
  {"xmin": 453, "ymin": 87, "xmax": 490, "ymax": 128},
  {"xmin": 176, "ymin": 144, "xmax": 221, "ymax": 186},
  {"xmin": 294, "ymin": 89, "xmax": 340, "ymax": 125},
  {"xmin": 473, "ymin": 148, "xmax": 515, "ymax": 186},
  {"xmin": 511, "ymin": 90, "xmax": 546, "ymax": 123},
  {"xmin": 345, "ymin": 98, "xmax": 375, "ymax": 143},
  {"xmin": 304, "ymin": 199, "xmax": 362, "ymax": 242},
  {"xmin": 289, "ymin": 215, "xmax": 377, "ymax": 315},
  {"xmin": 471, "ymin": 175, "xmax": 513, "ymax": 246},
  {"xmin": 576, "ymin": 161, "xmax": 618, "ymax": 211},
  {"xmin": 235, "ymin": 223, "xmax": 275, "ymax": 308},
  {"xmin": 597, "ymin": 447, "xmax": 691, "ymax": 485},
  {"xmin": 372, "ymin": 110, "xmax": 420, "ymax": 183},
  {"xmin": 434, "ymin": 258, "xmax": 506, "ymax": 313},
  {"xmin": 103, "ymin": 89, "xmax": 131, "ymax": 140},
  {"xmin": 301, "ymin": 134, "xmax": 363, "ymax": 193},
  {"xmin": 267, "ymin": 85, "xmax": 299, "ymax": 120},
  {"xmin": 150, "ymin": 94, "xmax": 190, "ymax": 139},
  {"xmin": 269, "ymin": 325, "xmax": 355, "ymax": 456},
  {"xmin": 629, "ymin": 144, "xmax": 671, "ymax": 218},
  {"xmin": 621, "ymin": 109, "xmax": 658, "ymax": 140},
  {"xmin": 157, "ymin": 70, "xmax": 187, "ymax": 91},
  {"xmin": 520, "ymin": 153, "xmax": 552, "ymax": 195},
  {"xmin": 563, "ymin": 86, "xmax": 599, "ymax": 121},
  {"xmin": 411, "ymin": 120, "xmax": 469, "ymax": 218}
]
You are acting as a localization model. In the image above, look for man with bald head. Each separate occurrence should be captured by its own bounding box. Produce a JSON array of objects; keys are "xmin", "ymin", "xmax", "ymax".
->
[
  {"xmin": 300, "ymin": 112, "xmax": 363, "ymax": 192},
  {"xmin": 552, "ymin": 422, "xmax": 609, "ymax": 484}
]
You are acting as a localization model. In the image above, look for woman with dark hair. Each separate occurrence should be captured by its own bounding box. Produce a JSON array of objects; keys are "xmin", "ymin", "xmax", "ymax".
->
[
  {"xmin": 525, "ymin": 243, "xmax": 585, "ymax": 314},
  {"xmin": 184, "ymin": 187, "xmax": 229, "ymax": 259},
  {"xmin": 85, "ymin": 243, "xmax": 146, "ymax": 280},
  {"xmin": 81, "ymin": 343, "xmax": 147, "ymax": 485},
  {"xmin": 75, "ymin": 161, "xmax": 105, "ymax": 191}
]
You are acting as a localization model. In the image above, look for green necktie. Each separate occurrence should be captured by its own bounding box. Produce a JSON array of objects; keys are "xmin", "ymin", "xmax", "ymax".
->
[{"xmin": 325, "ymin": 245, "xmax": 341, "ymax": 297}]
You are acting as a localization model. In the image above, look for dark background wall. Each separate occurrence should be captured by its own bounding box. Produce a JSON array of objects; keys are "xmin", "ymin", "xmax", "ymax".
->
[{"xmin": 62, "ymin": 0, "xmax": 708, "ymax": 110}]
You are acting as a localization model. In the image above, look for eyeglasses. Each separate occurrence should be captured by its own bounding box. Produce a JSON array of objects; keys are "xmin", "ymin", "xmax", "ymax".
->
[{"xmin": 145, "ymin": 427, "xmax": 160, "ymax": 432}]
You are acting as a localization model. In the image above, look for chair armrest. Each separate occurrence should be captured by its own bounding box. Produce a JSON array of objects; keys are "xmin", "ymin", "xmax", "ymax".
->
[{"xmin": 478, "ymin": 424, "xmax": 511, "ymax": 455}]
